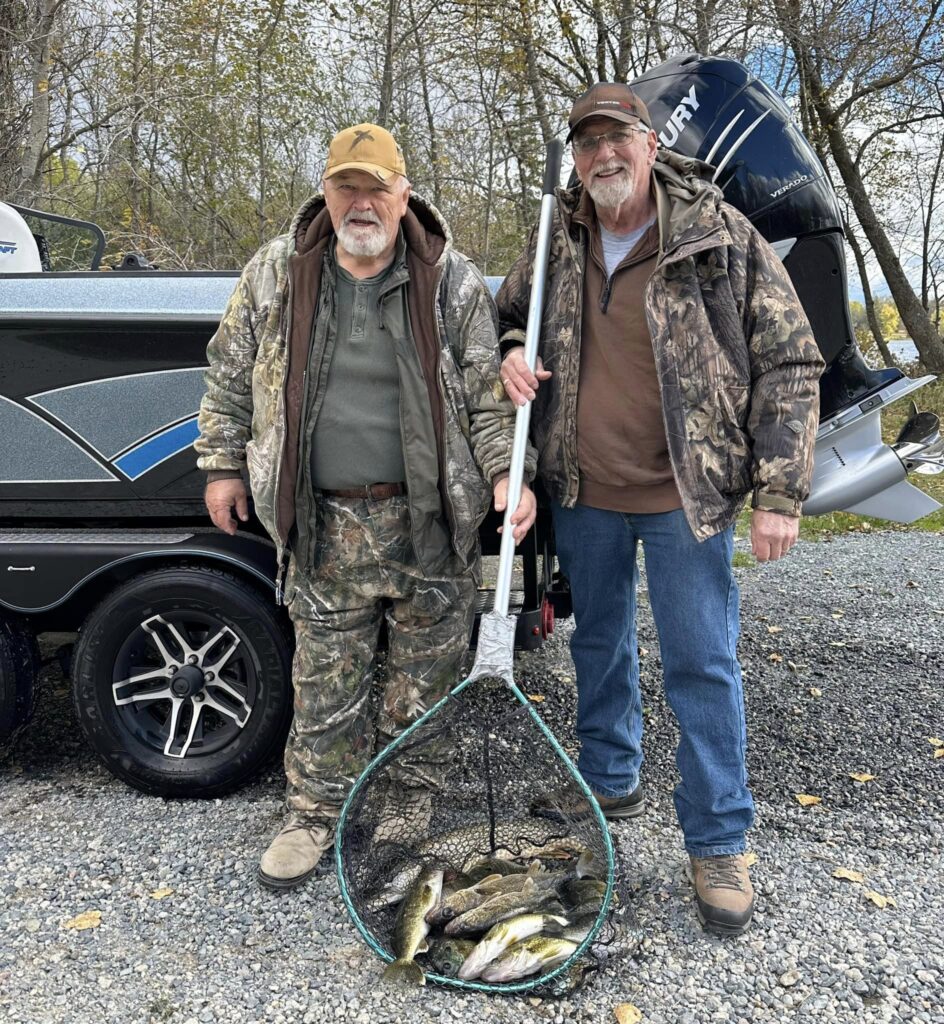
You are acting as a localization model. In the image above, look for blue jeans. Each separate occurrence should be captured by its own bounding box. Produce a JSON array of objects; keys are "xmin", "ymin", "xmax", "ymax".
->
[{"xmin": 552, "ymin": 502, "xmax": 753, "ymax": 857}]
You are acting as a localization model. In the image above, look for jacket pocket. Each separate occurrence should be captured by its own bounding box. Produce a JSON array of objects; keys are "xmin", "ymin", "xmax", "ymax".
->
[{"xmin": 685, "ymin": 385, "xmax": 752, "ymax": 498}]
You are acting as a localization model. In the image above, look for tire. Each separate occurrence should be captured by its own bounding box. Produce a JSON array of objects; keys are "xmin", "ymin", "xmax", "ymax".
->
[
  {"xmin": 0, "ymin": 616, "xmax": 40, "ymax": 760},
  {"xmin": 72, "ymin": 564, "xmax": 294, "ymax": 797}
]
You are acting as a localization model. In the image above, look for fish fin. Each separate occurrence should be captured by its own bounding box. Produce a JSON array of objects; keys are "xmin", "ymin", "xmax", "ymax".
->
[
  {"xmin": 417, "ymin": 938, "xmax": 430, "ymax": 954},
  {"xmin": 457, "ymin": 942, "xmax": 495, "ymax": 982},
  {"xmin": 542, "ymin": 914, "xmax": 571, "ymax": 935},
  {"xmin": 473, "ymin": 874, "xmax": 503, "ymax": 890},
  {"xmin": 576, "ymin": 850, "xmax": 603, "ymax": 879},
  {"xmin": 526, "ymin": 860, "xmax": 544, "ymax": 877},
  {"xmin": 382, "ymin": 959, "xmax": 426, "ymax": 987},
  {"xmin": 521, "ymin": 878, "xmax": 537, "ymax": 893}
]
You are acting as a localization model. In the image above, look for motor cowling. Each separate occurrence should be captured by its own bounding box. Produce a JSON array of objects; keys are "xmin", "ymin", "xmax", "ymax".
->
[{"xmin": 0, "ymin": 203, "xmax": 43, "ymax": 273}]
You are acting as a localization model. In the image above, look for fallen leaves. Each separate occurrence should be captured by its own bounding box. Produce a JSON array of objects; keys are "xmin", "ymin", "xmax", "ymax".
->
[
  {"xmin": 929, "ymin": 737, "xmax": 943, "ymax": 747},
  {"xmin": 613, "ymin": 1005, "xmax": 642, "ymax": 1024},
  {"xmin": 831, "ymin": 866, "xmax": 898, "ymax": 911},
  {"xmin": 769, "ymin": 653, "xmax": 783, "ymax": 664},
  {"xmin": 848, "ymin": 772, "xmax": 876, "ymax": 783},
  {"xmin": 808, "ymin": 687, "xmax": 823, "ymax": 697},
  {"xmin": 149, "ymin": 888, "xmax": 174, "ymax": 900},
  {"xmin": 935, "ymin": 749, "xmax": 944, "ymax": 760},
  {"xmin": 795, "ymin": 794, "xmax": 822, "ymax": 807},
  {"xmin": 744, "ymin": 852, "xmax": 758, "ymax": 867},
  {"xmin": 527, "ymin": 694, "xmax": 546, "ymax": 703},
  {"xmin": 767, "ymin": 625, "xmax": 783, "ymax": 634},
  {"xmin": 62, "ymin": 910, "xmax": 101, "ymax": 931}
]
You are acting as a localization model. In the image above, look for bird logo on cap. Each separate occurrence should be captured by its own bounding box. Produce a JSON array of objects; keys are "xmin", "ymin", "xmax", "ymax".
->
[{"xmin": 349, "ymin": 129, "xmax": 375, "ymax": 151}]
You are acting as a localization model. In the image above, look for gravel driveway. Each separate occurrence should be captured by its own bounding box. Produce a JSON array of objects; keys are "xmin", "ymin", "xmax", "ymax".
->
[{"xmin": 1, "ymin": 531, "xmax": 942, "ymax": 1024}]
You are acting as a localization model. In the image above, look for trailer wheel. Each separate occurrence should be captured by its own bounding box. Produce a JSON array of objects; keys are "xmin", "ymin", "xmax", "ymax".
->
[
  {"xmin": 72, "ymin": 564, "xmax": 294, "ymax": 797},
  {"xmin": 0, "ymin": 617, "xmax": 40, "ymax": 760}
]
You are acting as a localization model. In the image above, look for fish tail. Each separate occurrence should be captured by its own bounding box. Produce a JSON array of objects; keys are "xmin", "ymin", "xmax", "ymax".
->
[{"xmin": 382, "ymin": 959, "xmax": 427, "ymax": 986}]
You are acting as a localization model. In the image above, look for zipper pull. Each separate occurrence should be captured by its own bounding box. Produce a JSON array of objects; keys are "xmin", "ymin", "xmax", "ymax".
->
[{"xmin": 275, "ymin": 551, "xmax": 290, "ymax": 605}]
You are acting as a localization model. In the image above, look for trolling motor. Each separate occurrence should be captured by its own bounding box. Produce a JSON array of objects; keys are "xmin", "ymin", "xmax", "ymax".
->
[{"xmin": 630, "ymin": 54, "xmax": 944, "ymax": 521}]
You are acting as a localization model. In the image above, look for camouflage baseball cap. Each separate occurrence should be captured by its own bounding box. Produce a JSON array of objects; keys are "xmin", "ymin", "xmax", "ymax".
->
[
  {"xmin": 566, "ymin": 83, "xmax": 652, "ymax": 142},
  {"xmin": 324, "ymin": 123, "xmax": 407, "ymax": 182}
]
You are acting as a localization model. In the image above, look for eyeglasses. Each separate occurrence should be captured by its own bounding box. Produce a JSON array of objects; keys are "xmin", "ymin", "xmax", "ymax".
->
[{"xmin": 572, "ymin": 126, "xmax": 648, "ymax": 155}]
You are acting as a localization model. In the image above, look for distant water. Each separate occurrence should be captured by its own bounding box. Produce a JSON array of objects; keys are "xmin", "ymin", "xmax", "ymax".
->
[{"xmin": 888, "ymin": 339, "xmax": 919, "ymax": 362}]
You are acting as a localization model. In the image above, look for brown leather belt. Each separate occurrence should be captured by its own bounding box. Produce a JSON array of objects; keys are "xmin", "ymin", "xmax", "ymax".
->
[{"xmin": 318, "ymin": 482, "xmax": 407, "ymax": 500}]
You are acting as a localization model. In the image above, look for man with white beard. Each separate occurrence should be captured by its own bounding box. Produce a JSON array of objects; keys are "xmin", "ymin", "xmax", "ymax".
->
[
  {"xmin": 496, "ymin": 85, "xmax": 823, "ymax": 935},
  {"xmin": 197, "ymin": 123, "xmax": 536, "ymax": 890}
]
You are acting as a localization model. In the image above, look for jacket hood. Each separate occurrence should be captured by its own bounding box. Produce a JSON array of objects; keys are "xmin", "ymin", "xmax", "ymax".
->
[
  {"xmin": 287, "ymin": 189, "xmax": 452, "ymax": 265},
  {"xmin": 556, "ymin": 147, "xmax": 727, "ymax": 258}
]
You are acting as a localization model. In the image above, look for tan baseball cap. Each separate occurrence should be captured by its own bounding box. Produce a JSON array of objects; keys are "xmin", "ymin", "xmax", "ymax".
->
[
  {"xmin": 566, "ymin": 83, "xmax": 652, "ymax": 142},
  {"xmin": 323, "ymin": 123, "xmax": 407, "ymax": 182}
]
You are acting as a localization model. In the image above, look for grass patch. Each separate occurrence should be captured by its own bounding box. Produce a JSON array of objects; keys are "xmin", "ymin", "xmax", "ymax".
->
[{"xmin": 732, "ymin": 550, "xmax": 757, "ymax": 568}]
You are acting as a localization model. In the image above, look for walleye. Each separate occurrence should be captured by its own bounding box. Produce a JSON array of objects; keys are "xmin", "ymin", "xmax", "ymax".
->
[
  {"xmin": 444, "ymin": 878, "xmax": 559, "ymax": 937},
  {"xmin": 381, "ymin": 866, "xmax": 444, "ymax": 986},
  {"xmin": 558, "ymin": 913, "xmax": 596, "ymax": 944},
  {"xmin": 426, "ymin": 874, "xmax": 503, "ymax": 926},
  {"xmin": 457, "ymin": 913, "xmax": 570, "ymax": 980},
  {"xmin": 418, "ymin": 822, "xmax": 589, "ymax": 870},
  {"xmin": 372, "ymin": 826, "xmax": 592, "ymax": 909},
  {"xmin": 424, "ymin": 937, "xmax": 476, "ymax": 978},
  {"xmin": 562, "ymin": 879, "xmax": 607, "ymax": 907},
  {"xmin": 480, "ymin": 936, "xmax": 578, "ymax": 983},
  {"xmin": 465, "ymin": 856, "xmax": 528, "ymax": 881}
]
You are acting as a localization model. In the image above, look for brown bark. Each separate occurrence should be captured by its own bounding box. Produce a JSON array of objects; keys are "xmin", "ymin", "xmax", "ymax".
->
[{"xmin": 845, "ymin": 218, "xmax": 898, "ymax": 369}]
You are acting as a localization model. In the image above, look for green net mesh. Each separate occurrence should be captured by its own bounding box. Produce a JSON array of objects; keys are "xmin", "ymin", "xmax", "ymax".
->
[{"xmin": 336, "ymin": 657, "xmax": 639, "ymax": 995}]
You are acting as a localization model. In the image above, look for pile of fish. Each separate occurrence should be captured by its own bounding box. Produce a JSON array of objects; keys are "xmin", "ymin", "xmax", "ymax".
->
[{"xmin": 377, "ymin": 833, "xmax": 608, "ymax": 986}]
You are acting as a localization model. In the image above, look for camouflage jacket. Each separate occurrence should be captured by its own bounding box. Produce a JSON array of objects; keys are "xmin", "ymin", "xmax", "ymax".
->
[
  {"xmin": 495, "ymin": 149, "xmax": 825, "ymax": 541},
  {"xmin": 196, "ymin": 192, "xmax": 529, "ymax": 581}
]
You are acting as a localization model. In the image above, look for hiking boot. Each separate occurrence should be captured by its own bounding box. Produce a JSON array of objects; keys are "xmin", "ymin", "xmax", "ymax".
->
[
  {"xmin": 257, "ymin": 815, "xmax": 333, "ymax": 891},
  {"xmin": 688, "ymin": 853, "xmax": 755, "ymax": 935},
  {"xmin": 531, "ymin": 784, "xmax": 645, "ymax": 824}
]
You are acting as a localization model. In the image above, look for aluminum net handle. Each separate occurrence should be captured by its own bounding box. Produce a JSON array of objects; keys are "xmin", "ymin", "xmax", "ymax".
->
[{"xmin": 493, "ymin": 139, "xmax": 564, "ymax": 617}]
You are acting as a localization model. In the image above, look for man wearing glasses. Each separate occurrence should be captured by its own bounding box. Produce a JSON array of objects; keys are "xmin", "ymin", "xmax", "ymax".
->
[{"xmin": 495, "ymin": 83, "xmax": 823, "ymax": 935}]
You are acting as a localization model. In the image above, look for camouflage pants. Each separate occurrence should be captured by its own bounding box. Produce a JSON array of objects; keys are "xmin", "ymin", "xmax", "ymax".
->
[{"xmin": 282, "ymin": 493, "xmax": 477, "ymax": 823}]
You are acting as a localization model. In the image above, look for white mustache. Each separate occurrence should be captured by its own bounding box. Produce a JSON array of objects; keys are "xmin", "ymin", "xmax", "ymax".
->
[
  {"xmin": 343, "ymin": 210, "xmax": 382, "ymax": 227},
  {"xmin": 590, "ymin": 160, "xmax": 630, "ymax": 180}
]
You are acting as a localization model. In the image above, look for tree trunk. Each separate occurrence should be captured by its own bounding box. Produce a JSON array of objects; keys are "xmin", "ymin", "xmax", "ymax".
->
[
  {"xmin": 128, "ymin": 0, "xmax": 147, "ymax": 236},
  {"xmin": 377, "ymin": 0, "xmax": 399, "ymax": 127},
  {"xmin": 18, "ymin": 0, "xmax": 59, "ymax": 205},
  {"xmin": 407, "ymin": 0, "xmax": 440, "ymax": 206},
  {"xmin": 845, "ymin": 219, "xmax": 897, "ymax": 369},
  {"xmin": 519, "ymin": 0, "xmax": 552, "ymax": 146}
]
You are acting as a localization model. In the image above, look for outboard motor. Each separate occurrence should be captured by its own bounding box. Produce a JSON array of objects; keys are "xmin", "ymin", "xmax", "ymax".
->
[
  {"xmin": 0, "ymin": 203, "xmax": 43, "ymax": 272},
  {"xmin": 630, "ymin": 54, "xmax": 944, "ymax": 522}
]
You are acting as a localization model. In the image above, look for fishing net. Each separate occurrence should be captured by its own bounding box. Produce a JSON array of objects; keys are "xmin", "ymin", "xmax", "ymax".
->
[{"xmin": 336, "ymin": 613, "xmax": 639, "ymax": 995}]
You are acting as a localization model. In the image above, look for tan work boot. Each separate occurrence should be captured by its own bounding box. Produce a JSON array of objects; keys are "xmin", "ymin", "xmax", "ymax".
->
[
  {"xmin": 688, "ymin": 853, "xmax": 755, "ymax": 935},
  {"xmin": 258, "ymin": 815, "xmax": 333, "ymax": 891}
]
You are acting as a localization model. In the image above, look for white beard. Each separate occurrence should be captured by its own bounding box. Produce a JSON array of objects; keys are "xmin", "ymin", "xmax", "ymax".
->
[
  {"xmin": 337, "ymin": 216, "xmax": 388, "ymax": 258},
  {"xmin": 586, "ymin": 161, "xmax": 635, "ymax": 210}
]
